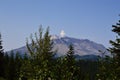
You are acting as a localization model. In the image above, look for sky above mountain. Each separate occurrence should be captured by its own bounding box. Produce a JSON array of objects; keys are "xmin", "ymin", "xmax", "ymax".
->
[{"xmin": 0, "ymin": 0, "xmax": 120, "ymax": 51}]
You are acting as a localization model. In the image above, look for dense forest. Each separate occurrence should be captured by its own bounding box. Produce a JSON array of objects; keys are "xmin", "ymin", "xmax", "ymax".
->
[{"xmin": 0, "ymin": 18, "xmax": 120, "ymax": 80}]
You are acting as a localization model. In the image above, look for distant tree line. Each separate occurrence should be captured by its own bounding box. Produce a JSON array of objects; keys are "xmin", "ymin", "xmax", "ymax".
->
[{"xmin": 0, "ymin": 18, "xmax": 120, "ymax": 80}]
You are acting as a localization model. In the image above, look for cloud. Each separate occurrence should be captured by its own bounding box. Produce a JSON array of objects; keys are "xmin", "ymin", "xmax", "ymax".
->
[{"xmin": 60, "ymin": 30, "xmax": 65, "ymax": 37}]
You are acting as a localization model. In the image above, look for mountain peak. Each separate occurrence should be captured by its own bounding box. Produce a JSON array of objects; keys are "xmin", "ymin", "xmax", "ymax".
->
[{"xmin": 50, "ymin": 35, "xmax": 59, "ymax": 40}]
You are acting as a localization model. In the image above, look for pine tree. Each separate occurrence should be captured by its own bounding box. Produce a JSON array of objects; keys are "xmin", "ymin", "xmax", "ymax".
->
[
  {"xmin": 20, "ymin": 26, "xmax": 55, "ymax": 80},
  {"xmin": 108, "ymin": 18, "xmax": 120, "ymax": 79},
  {"xmin": 109, "ymin": 20, "xmax": 120, "ymax": 59},
  {"xmin": 0, "ymin": 33, "xmax": 5, "ymax": 78},
  {"xmin": 14, "ymin": 52, "xmax": 22, "ymax": 79},
  {"xmin": 63, "ymin": 44, "xmax": 76, "ymax": 79},
  {"xmin": 4, "ymin": 52, "xmax": 10, "ymax": 79},
  {"xmin": 7, "ymin": 51, "xmax": 16, "ymax": 80},
  {"xmin": 95, "ymin": 17, "xmax": 120, "ymax": 80},
  {"xmin": 0, "ymin": 33, "xmax": 4, "ymax": 55},
  {"xmin": 66, "ymin": 44, "xmax": 74, "ymax": 61}
]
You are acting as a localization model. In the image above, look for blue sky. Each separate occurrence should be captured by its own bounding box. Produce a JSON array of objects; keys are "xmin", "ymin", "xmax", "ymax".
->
[{"xmin": 0, "ymin": 0, "xmax": 120, "ymax": 51}]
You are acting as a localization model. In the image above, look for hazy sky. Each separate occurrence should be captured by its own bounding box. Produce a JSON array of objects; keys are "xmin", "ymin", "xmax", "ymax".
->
[{"xmin": 0, "ymin": 0, "xmax": 120, "ymax": 51}]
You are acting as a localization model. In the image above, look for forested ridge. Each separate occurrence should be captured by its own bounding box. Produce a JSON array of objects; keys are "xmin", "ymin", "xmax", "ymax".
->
[{"xmin": 0, "ymin": 18, "xmax": 120, "ymax": 80}]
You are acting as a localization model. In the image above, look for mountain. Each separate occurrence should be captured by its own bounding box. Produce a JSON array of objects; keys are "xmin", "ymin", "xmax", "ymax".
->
[
  {"xmin": 52, "ymin": 35, "xmax": 109, "ymax": 57},
  {"xmin": 8, "ymin": 35, "xmax": 110, "ymax": 58}
]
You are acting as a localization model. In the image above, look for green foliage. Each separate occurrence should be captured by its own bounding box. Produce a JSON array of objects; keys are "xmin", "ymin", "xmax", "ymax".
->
[
  {"xmin": 19, "ymin": 27, "xmax": 99, "ymax": 80},
  {"xmin": 0, "ymin": 35, "xmax": 23, "ymax": 80},
  {"xmin": 64, "ymin": 44, "xmax": 76, "ymax": 79},
  {"xmin": 20, "ymin": 26, "xmax": 55, "ymax": 80},
  {"xmin": 3, "ymin": 26, "xmax": 120, "ymax": 80},
  {"xmin": 109, "ymin": 18, "xmax": 120, "ymax": 79},
  {"xmin": 3, "ymin": 51, "xmax": 22, "ymax": 80},
  {"xmin": 96, "ymin": 17, "xmax": 120, "ymax": 80},
  {"xmin": 96, "ymin": 56, "xmax": 117, "ymax": 80}
]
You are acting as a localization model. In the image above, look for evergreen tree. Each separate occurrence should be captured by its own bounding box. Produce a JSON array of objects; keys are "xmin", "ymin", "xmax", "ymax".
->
[
  {"xmin": 66, "ymin": 44, "xmax": 75, "ymax": 71},
  {"xmin": 14, "ymin": 52, "xmax": 22, "ymax": 79},
  {"xmin": 4, "ymin": 52, "xmax": 10, "ymax": 79},
  {"xmin": 109, "ymin": 20, "xmax": 120, "ymax": 58},
  {"xmin": 108, "ymin": 18, "xmax": 120, "ymax": 79},
  {"xmin": 66, "ymin": 44, "xmax": 74, "ymax": 61},
  {"xmin": 63, "ymin": 44, "xmax": 76, "ymax": 80},
  {"xmin": 20, "ymin": 26, "xmax": 55, "ymax": 80},
  {"xmin": 0, "ymin": 33, "xmax": 4, "ymax": 55},
  {"xmin": 0, "ymin": 33, "xmax": 5, "ymax": 78},
  {"xmin": 96, "ymin": 56, "xmax": 115, "ymax": 80},
  {"xmin": 7, "ymin": 51, "xmax": 15, "ymax": 80},
  {"xmin": 96, "ymin": 17, "xmax": 120, "ymax": 80}
]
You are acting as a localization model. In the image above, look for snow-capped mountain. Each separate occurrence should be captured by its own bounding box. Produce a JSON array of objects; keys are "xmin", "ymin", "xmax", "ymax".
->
[{"xmin": 8, "ymin": 35, "xmax": 110, "ymax": 58}]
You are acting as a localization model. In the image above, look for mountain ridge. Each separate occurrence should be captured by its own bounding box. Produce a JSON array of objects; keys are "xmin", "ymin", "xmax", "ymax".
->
[{"xmin": 7, "ymin": 35, "xmax": 110, "ymax": 58}]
